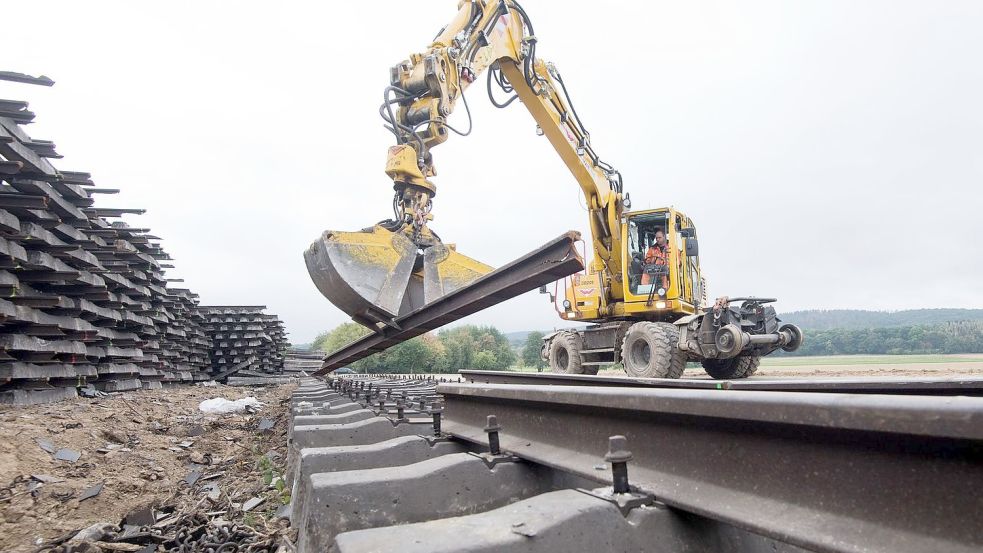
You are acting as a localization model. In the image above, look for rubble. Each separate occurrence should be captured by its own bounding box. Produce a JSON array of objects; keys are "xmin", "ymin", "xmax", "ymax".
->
[{"xmin": 0, "ymin": 382, "xmax": 294, "ymax": 552}]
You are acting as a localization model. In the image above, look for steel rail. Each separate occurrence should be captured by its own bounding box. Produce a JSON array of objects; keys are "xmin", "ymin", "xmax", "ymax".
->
[
  {"xmin": 459, "ymin": 369, "xmax": 983, "ymax": 396},
  {"xmin": 439, "ymin": 382, "xmax": 983, "ymax": 553},
  {"xmin": 315, "ymin": 232, "xmax": 584, "ymax": 374}
]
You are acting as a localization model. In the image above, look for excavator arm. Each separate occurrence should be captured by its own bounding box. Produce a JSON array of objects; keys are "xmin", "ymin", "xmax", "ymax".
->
[
  {"xmin": 305, "ymin": 0, "xmax": 623, "ymax": 331},
  {"xmin": 385, "ymin": 0, "xmax": 626, "ymax": 282}
]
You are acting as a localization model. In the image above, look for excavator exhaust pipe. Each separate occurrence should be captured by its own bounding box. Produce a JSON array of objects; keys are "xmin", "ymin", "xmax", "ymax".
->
[{"xmin": 304, "ymin": 225, "xmax": 492, "ymax": 329}]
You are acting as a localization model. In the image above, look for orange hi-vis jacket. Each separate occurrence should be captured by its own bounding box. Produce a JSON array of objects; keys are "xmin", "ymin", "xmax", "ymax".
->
[{"xmin": 641, "ymin": 243, "xmax": 669, "ymax": 287}]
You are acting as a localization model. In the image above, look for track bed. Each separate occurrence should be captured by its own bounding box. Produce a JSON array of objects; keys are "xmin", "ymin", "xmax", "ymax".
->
[{"xmin": 287, "ymin": 374, "xmax": 983, "ymax": 553}]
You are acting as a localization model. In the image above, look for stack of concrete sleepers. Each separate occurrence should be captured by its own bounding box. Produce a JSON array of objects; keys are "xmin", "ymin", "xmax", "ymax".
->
[
  {"xmin": 156, "ymin": 287, "xmax": 213, "ymax": 387},
  {"xmin": 283, "ymin": 348, "xmax": 323, "ymax": 376},
  {"xmin": 0, "ymin": 72, "xmax": 213, "ymax": 404},
  {"xmin": 198, "ymin": 305, "xmax": 288, "ymax": 380}
]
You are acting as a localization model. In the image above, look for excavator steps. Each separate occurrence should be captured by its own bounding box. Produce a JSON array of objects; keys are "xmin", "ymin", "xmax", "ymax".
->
[{"xmin": 579, "ymin": 347, "xmax": 615, "ymax": 354}]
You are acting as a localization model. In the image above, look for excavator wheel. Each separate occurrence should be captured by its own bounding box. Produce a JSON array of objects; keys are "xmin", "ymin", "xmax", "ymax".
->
[
  {"xmin": 620, "ymin": 322, "xmax": 686, "ymax": 379},
  {"xmin": 548, "ymin": 332, "xmax": 585, "ymax": 374},
  {"xmin": 701, "ymin": 355, "xmax": 761, "ymax": 379}
]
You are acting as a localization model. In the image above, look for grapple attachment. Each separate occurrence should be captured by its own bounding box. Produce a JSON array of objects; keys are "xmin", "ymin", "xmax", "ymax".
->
[{"xmin": 304, "ymin": 225, "xmax": 492, "ymax": 329}]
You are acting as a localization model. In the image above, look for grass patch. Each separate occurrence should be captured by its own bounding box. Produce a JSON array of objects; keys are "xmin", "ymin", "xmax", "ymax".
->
[{"xmin": 761, "ymin": 354, "xmax": 983, "ymax": 366}]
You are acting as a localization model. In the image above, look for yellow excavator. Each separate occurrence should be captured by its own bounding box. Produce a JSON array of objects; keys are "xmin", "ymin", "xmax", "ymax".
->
[{"xmin": 305, "ymin": 0, "xmax": 802, "ymax": 379}]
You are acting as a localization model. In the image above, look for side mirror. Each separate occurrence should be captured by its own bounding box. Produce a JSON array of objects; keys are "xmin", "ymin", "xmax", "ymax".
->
[
  {"xmin": 679, "ymin": 227, "xmax": 696, "ymax": 238},
  {"xmin": 685, "ymin": 237, "xmax": 699, "ymax": 257}
]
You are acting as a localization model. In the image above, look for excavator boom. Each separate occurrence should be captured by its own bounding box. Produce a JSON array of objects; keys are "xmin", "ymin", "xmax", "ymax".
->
[{"xmin": 305, "ymin": 0, "xmax": 623, "ymax": 337}]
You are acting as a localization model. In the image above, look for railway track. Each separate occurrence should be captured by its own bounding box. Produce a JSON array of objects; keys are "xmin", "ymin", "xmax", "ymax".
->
[
  {"xmin": 459, "ymin": 369, "xmax": 983, "ymax": 395},
  {"xmin": 287, "ymin": 374, "xmax": 983, "ymax": 553}
]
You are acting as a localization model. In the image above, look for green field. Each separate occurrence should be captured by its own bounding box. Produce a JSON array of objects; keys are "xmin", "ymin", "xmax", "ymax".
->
[
  {"xmin": 521, "ymin": 353, "xmax": 983, "ymax": 379},
  {"xmin": 761, "ymin": 354, "xmax": 983, "ymax": 367}
]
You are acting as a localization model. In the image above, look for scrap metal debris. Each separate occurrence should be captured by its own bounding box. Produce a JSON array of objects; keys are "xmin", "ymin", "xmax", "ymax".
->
[
  {"xmin": 36, "ymin": 437, "xmax": 56, "ymax": 454},
  {"xmin": 53, "ymin": 448, "xmax": 81, "ymax": 463},
  {"xmin": 78, "ymin": 481, "xmax": 104, "ymax": 502},
  {"xmin": 241, "ymin": 496, "xmax": 265, "ymax": 512},
  {"xmin": 36, "ymin": 495, "xmax": 291, "ymax": 553}
]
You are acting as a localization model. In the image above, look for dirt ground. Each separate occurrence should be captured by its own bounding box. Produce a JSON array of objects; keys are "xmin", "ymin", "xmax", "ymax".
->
[
  {"xmin": 0, "ymin": 382, "xmax": 296, "ymax": 553},
  {"xmin": 738, "ymin": 362, "xmax": 983, "ymax": 378}
]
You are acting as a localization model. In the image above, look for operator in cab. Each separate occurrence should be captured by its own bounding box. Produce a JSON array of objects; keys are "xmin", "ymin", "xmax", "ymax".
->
[{"xmin": 641, "ymin": 228, "xmax": 670, "ymax": 289}]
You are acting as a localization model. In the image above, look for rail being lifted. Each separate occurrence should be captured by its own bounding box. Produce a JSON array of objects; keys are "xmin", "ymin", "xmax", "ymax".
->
[
  {"xmin": 460, "ymin": 369, "xmax": 983, "ymax": 396},
  {"xmin": 439, "ymin": 382, "xmax": 983, "ymax": 553},
  {"xmin": 315, "ymin": 232, "xmax": 584, "ymax": 374}
]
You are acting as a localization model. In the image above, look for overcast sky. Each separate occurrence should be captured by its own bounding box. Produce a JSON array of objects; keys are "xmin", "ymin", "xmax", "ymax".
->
[{"xmin": 4, "ymin": 1, "xmax": 981, "ymax": 344}]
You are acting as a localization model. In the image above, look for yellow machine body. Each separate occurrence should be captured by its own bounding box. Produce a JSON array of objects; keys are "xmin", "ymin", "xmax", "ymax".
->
[{"xmin": 305, "ymin": 1, "xmax": 801, "ymax": 379}]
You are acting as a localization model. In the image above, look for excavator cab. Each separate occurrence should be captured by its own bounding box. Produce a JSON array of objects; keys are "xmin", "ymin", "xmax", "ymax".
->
[
  {"xmin": 622, "ymin": 208, "xmax": 702, "ymax": 316},
  {"xmin": 626, "ymin": 211, "xmax": 671, "ymax": 296}
]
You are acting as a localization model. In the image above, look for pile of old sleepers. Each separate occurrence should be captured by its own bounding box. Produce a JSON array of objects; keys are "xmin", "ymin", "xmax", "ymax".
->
[
  {"xmin": 199, "ymin": 305, "xmax": 288, "ymax": 381},
  {"xmin": 282, "ymin": 348, "xmax": 323, "ymax": 376},
  {"xmin": 0, "ymin": 72, "xmax": 222, "ymax": 404}
]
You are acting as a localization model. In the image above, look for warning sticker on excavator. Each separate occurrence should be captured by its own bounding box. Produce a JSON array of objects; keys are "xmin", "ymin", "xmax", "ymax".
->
[{"xmin": 578, "ymin": 287, "xmax": 596, "ymax": 296}]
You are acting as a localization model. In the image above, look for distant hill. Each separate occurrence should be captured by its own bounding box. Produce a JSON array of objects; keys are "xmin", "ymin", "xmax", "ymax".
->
[
  {"xmin": 505, "ymin": 331, "xmax": 532, "ymax": 348},
  {"xmin": 780, "ymin": 309, "xmax": 983, "ymax": 330}
]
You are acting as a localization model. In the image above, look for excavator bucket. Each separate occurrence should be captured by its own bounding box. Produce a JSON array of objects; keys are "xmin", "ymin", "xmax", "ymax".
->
[
  {"xmin": 314, "ymin": 231, "xmax": 585, "ymax": 373},
  {"xmin": 304, "ymin": 225, "xmax": 492, "ymax": 329}
]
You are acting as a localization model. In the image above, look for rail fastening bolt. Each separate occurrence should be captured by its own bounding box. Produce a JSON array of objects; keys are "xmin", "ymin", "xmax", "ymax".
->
[
  {"xmin": 431, "ymin": 407, "xmax": 442, "ymax": 435},
  {"xmin": 605, "ymin": 435, "xmax": 633, "ymax": 494},
  {"xmin": 396, "ymin": 399, "xmax": 405, "ymax": 420},
  {"xmin": 484, "ymin": 415, "xmax": 502, "ymax": 455}
]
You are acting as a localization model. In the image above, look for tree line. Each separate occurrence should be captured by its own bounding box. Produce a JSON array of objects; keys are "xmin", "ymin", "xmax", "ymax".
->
[
  {"xmin": 312, "ymin": 323, "xmax": 548, "ymax": 373},
  {"xmin": 311, "ymin": 318, "xmax": 983, "ymax": 373},
  {"xmin": 780, "ymin": 321, "xmax": 983, "ymax": 356}
]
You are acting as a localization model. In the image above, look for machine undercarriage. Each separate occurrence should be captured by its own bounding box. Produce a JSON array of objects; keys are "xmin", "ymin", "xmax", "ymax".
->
[{"xmin": 543, "ymin": 297, "xmax": 803, "ymax": 379}]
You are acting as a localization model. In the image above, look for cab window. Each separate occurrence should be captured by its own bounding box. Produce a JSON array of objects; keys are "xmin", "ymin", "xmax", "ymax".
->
[{"xmin": 627, "ymin": 213, "xmax": 670, "ymax": 296}]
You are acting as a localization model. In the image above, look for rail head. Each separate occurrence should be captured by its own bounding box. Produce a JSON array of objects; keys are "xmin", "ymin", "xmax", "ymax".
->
[
  {"xmin": 458, "ymin": 369, "xmax": 983, "ymax": 396},
  {"xmin": 438, "ymin": 383, "xmax": 983, "ymax": 553}
]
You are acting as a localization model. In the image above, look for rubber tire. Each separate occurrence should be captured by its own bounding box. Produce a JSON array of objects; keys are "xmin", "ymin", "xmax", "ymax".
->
[
  {"xmin": 620, "ymin": 322, "xmax": 686, "ymax": 379},
  {"xmin": 701, "ymin": 356, "xmax": 761, "ymax": 379},
  {"xmin": 549, "ymin": 332, "xmax": 585, "ymax": 374}
]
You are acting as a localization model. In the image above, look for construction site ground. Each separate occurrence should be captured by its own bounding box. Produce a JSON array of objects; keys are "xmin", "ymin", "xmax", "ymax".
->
[
  {"xmin": 0, "ymin": 383, "xmax": 296, "ymax": 553},
  {"xmin": 2, "ymin": 354, "xmax": 980, "ymax": 551}
]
